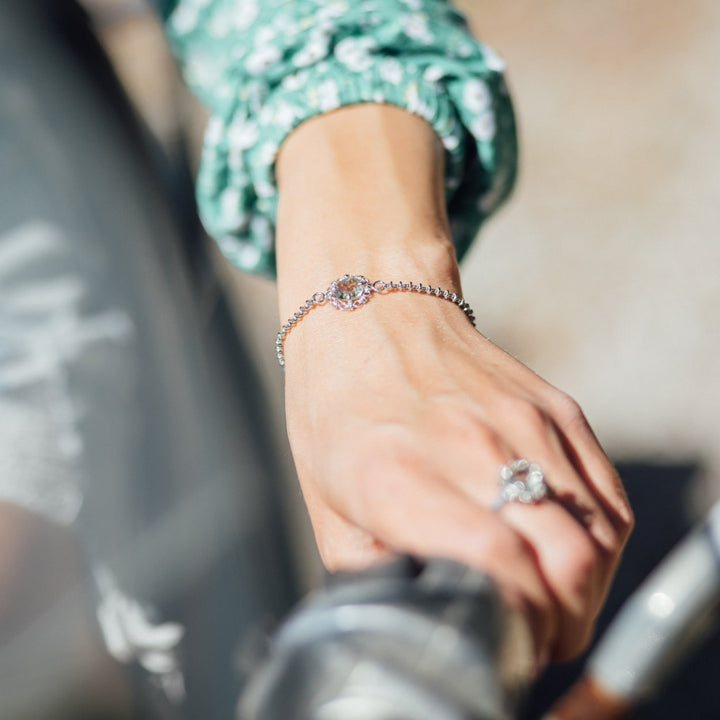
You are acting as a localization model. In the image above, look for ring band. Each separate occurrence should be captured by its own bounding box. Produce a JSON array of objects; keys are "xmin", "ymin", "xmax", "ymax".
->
[{"xmin": 492, "ymin": 459, "xmax": 548, "ymax": 510}]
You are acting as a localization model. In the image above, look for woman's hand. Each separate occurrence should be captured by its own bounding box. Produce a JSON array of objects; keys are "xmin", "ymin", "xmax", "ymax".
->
[
  {"xmin": 275, "ymin": 104, "xmax": 633, "ymax": 666},
  {"xmin": 281, "ymin": 290, "xmax": 631, "ymax": 663}
]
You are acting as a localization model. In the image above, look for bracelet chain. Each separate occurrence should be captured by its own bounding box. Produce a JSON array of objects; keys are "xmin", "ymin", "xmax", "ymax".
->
[{"xmin": 276, "ymin": 274, "xmax": 476, "ymax": 367}]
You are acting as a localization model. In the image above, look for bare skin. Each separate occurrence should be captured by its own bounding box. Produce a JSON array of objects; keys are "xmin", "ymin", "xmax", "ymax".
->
[{"xmin": 275, "ymin": 103, "xmax": 633, "ymax": 665}]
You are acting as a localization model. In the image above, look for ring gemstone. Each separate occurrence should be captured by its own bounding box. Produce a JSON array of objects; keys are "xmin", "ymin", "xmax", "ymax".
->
[{"xmin": 498, "ymin": 459, "xmax": 548, "ymax": 504}]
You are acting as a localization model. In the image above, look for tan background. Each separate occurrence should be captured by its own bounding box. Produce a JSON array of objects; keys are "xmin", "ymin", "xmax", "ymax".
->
[{"xmin": 458, "ymin": 1, "xmax": 720, "ymax": 510}]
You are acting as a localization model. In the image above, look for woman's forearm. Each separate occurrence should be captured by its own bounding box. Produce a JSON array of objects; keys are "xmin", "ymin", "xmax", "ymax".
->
[
  {"xmin": 273, "ymin": 102, "xmax": 632, "ymax": 665},
  {"xmin": 275, "ymin": 104, "xmax": 461, "ymax": 320}
]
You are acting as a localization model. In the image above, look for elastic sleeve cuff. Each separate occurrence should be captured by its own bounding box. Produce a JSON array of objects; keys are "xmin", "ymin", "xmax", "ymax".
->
[{"xmin": 166, "ymin": 0, "xmax": 518, "ymax": 276}]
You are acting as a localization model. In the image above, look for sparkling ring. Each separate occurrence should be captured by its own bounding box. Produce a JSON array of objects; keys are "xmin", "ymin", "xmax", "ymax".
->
[{"xmin": 492, "ymin": 459, "xmax": 548, "ymax": 510}]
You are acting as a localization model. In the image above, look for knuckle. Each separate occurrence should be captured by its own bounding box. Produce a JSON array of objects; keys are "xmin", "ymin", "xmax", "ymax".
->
[
  {"xmin": 506, "ymin": 399, "xmax": 551, "ymax": 437},
  {"xmin": 433, "ymin": 398, "xmax": 500, "ymax": 448},
  {"xmin": 550, "ymin": 392, "xmax": 587, "ymax": 432},
  {"xmin": 617, "ymin": 502, "xmax": 635, "ymax": 540},
  {"xmin": 319, "ymin": 542, "xmax": 343, "ymax": 571},
  {"xmin": 597, "ymin": 526, "xmax": 624, "ymax": 559},
  {"xmin": 556, "ymin": 532, "xmax": 598, "ymax": 591},
  {"xmin": 592, "ymin": 468, "xmax": 635, "ymax": 541},
  {"xmin": 356, "ymin": 458, "xmax": 404, "ymax": 510},
  {"xmin": 471, "ymin": 521, "xmax": 526, "ymax": 567},
  {"xmin": 354, "ymin": 454, "xmax": 423, "ymax": 530},
  {"xmin": 465, "ymin": 418, "xmax": 504, "ymax": 452},
  {"xmin": 321, "ymin": 439, "xmax": 407, "ymax": 528},
  {"xmin": 611, "ymin": 477, "xmax": 636, "ymax": 537},
  {"xmin": 623, "ymin": 504, "xmax": 636, "ymax": 533},
  {"xmin": 420, "ymin": 397, "xmax": 509, "ymax": 464}
]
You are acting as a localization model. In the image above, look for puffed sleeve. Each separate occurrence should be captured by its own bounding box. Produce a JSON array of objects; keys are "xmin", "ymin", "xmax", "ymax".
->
[{"xmin": 161, "ymin": 0, "xmax": 517, "ymax": 276}]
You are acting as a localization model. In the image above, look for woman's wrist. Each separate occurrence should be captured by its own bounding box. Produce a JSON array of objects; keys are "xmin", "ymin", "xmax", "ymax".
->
[{"xmin": 275, "ymin": 104, "xmax": 462, "ymax": 320}]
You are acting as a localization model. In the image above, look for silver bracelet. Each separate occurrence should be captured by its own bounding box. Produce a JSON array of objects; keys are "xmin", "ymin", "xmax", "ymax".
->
[{"xmin": 275, "ymin": 273, "xmax": 476, "ymax": 367}]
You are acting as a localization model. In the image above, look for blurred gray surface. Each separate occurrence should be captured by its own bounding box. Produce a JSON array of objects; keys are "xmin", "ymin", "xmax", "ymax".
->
[{"xmin": 0, "ymin": 2, "xmax": 299, "ymax": 716}]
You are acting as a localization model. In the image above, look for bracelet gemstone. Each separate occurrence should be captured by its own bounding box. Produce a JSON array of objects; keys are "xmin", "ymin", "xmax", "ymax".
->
[
  {"xmin": 276, "ymin": 274, "xmax": 476, "ymax": 367},
  {"xmin": 328, "ymin": 274, "xmax": 373, "ymax": 310}
]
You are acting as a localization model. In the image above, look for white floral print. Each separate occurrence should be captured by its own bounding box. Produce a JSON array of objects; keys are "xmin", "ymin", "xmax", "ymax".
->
[
  {"xmin": 401, "ymin": 12, "xmax": 433, "ymax": 43},
  {"xmin": 442, "ymin": 133, "xmax": 460, "ymax": 151},
  {"xmin": 250, "ymin": 215, "xmax": 274, "ymax": 250},
  {"xmin": 245, "ymin": 44, "xmax": 281, "ymax": 75},
  {"xmin": 219, "ymin": 187, "xmax": 250, "ymax": 231},
  {"xmin": 293, "ymin": 30, "xmax": 330, "ymax": 67},
  {"xmin": 317, "ymin": 0, "xmax": 349, "ymax": 20},
  {"xmin": 272, "ymin": 100, "xmax": 301, "ymax": 126},
  {"xmin": 207, "ymin": 9, "xmax": 232, "ymax": 37},
  {"xmin": 403, "ymin": 80, "xmax": 420, "ymax": 112},
  {"xmin": 233, "ymin": 0, "xmax": 259, "ymax": 30},
  {"xmin": 470, "ymin": 111, "xmax": 496, "ymax": 142},
  {"xmin": 227, "ymin": 116, "xmax": 259, "ymax": 149},
  {"xmin": 423, "ymin": 64, "xmax": 444, "ymax": 83},
  {"xmin": 311, "ymin": 78, "xmax": 340, "ymax": 110},
  {"xmin": 281, "ymin": 69, "xmax": 310, "ymax": 91},
  {"xmin": 478, "ymin": 42, "xmax": 506, "ymax": 72},
  {"xmin": 168, "ymin": 3, "xmax": 198, "ymax": 35},
  {"xmin": 335, "ymin": 36, "xmax": 377, "ymax": 72},
  {"xmin": 463, "ymin": 78, "xmax": 491, "ymax": 114},
  {"xmin": 379, "ymin": 57, "xmax": 403, "ymax": 85},
  {"xmin": 256, "ymin": 141, "xmax": 278, "ymax": 168},
  {"xmin": 254, "ymin": 24, "xmax": 276, "ymax": 47},
  {"xmin": 204, "ymin": 114, "xmax": 225, "ymax": 146}
]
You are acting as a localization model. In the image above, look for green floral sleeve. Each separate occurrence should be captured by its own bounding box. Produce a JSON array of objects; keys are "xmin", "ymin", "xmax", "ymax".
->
[{"xmin": 161, "ymin": 0, "xmax": 517, "ymax": 276}]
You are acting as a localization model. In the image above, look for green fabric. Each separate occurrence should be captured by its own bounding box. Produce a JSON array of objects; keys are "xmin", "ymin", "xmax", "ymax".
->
[{"xmin": 163, "ymin": 0, "xmax": 517, "ymax": 276}]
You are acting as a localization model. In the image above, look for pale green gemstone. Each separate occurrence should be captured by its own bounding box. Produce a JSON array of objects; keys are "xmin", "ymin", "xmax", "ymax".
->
[{"xmin": 329, "ymin": 275, "xmax": 370, "ymax": 309}]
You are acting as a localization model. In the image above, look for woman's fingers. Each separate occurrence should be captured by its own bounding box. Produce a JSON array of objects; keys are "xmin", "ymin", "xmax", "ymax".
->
[
  {"xmin": 302, "ymin": 409, "xmax": 627, "ymax": 664},
  {"xmin": 545, "ymin": 391, "xmax": 634, "ymax": 534},
  {"xmin": 473, "ymin": 337, "xmax": 632, "ymax": 528},
  {"xmin": 285, "ymin": 315, "xmax": 633, "ymax": 668},
  {"xmin": 323, "ymin": 405, "xmax": 627, "ymax": 662},
  {"xmin": 368, "ymin": 480, "xmax": 558, "ymax": 662},
  {"xmin": 310, "ymin": 440, "xmax": 562, "ymax": 663},
  {"xmin": 418, "ymin": 411, "xmax": 620, "ymax": 661},
  {"xmin": 489, "ymin": 401, "xmax": 621, "ymax": 551},
  {"xmin": 455, "ymin": 398, "xmax": 626, "ymax": 659},
  {"xmin": 498, "ymin": 500, "xmax": 606, "ymax": 661},
  {"xmin": 483, "ymin": 347, "xmax": 634, "ymax": 536}
]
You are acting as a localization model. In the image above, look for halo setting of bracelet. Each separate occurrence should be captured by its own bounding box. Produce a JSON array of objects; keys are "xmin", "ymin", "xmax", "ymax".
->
[{"xmin": 275, "ymin": 274, "xmax": 477, "ymax": 367}]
